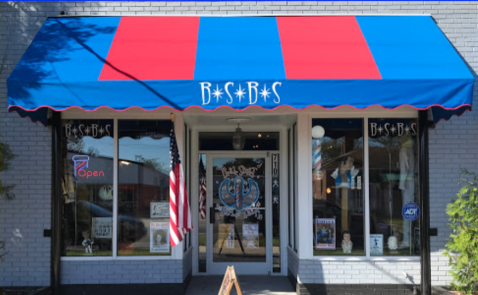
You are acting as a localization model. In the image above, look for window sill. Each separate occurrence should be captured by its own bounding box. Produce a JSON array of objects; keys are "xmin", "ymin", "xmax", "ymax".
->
[
  {"xmin": 61, "ymin": 255, "xmax": 174, "ymax": 261},
  {"xmin": 310, "ymin": 256, "xmax": 420, "ymax": 262}
]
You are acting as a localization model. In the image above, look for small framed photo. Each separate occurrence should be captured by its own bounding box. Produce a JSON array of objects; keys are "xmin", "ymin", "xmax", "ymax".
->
[
  {"xmin": 150, "ymin": 222, "xmax": 170, "ymax": 253},
  {"xmin": 151, "ymin": 201, "xmax": 169, "ymax": 218},
  {"xmin": 315, "ymin": 218, "xmax": 336, "ymax": 250},
  {"xmin": 370, "ymin": 234, "xmax": 384, "ymax": 256}
]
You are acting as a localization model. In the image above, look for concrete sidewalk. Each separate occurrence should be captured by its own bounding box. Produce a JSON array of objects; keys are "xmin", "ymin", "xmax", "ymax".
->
[{"xmin": 185, "ymin": 276, "xmax": 296, "ymax": 295}]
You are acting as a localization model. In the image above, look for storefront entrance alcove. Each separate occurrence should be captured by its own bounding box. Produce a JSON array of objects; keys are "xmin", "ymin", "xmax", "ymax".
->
[{"xmin": 186, "ymin": 114, "xmax": 295, "ymax": 276}]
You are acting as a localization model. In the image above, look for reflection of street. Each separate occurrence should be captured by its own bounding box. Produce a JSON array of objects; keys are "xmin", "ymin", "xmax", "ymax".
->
[
  {"xmin": 122, "ymin": 217, "xmax": 152, "ymax": 250},
  {"xmin": 120, "ymin": 218, "xmax": 169, "ymax": 254}
]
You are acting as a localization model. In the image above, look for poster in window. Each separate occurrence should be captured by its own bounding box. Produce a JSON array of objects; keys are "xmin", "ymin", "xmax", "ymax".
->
[
  {"xmin": 151, "ymin": 201, "xmax": 169, "ymax": 218},
  {"xmin": 243, "ymin": 224, "xmax": 259, "ymax": 249},
  {"xmin": 315, "ymin": 218, "xmax": 336, "ymax": 250},
  {"xmin": 92, "ymin": 217, "xmax": 112, "ymax": 239},
  {"xmin": 219, "ymin": 224, "xmax": 235, "ymax": 249},
  {"xmin": 370, "ymin": 234, "xmax": 384, "ymax": 256},
  {"xmin": 150, "ymin": 222, "xmax": 169, "ymax": 253}
]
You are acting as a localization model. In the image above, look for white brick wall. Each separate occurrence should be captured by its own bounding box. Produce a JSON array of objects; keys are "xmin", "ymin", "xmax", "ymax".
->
[
  {"xmin": 60, "ymin": 260, "xmax": 184, "ymax": 284},
  {"xmin": 288, "ymin": 247, "xmax": 299, "ymax": 280},
  {"xmin": 1, "ymin": 0, "xmax": 477, "ymax": 287},
  {"xmin": 183, "ymin": 248, "xmax": 192, "ymax": 281},
  {"xmin": 297, "ymin": 260, "xmax": 421, "ymax": 285}
]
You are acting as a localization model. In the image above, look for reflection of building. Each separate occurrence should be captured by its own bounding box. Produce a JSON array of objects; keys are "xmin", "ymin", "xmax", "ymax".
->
[
  {"xmin": 2, "ymin": 3, "xmax": 477, "ymax": 295},
  {"xmin": 63, "ymin": 152, "xmax": 168, "ymax": 252}
]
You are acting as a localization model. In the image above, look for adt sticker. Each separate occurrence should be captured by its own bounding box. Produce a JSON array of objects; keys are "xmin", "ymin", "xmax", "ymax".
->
[{"xmin": 402, "ymin": 202, "xmax": 420, "ymax": 221}]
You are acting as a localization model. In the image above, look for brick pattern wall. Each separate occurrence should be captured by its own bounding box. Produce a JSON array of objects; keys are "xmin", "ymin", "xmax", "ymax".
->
[
  {"xmin": 183, "ymin": 248, "xmax": 192, "ymax": 281},
  {"xmin": 288, "ymin": 247, "xmax": 299, "ymax": 281},
  {"xmin": 60, "ymin": 260, "xmax": 184, "ymax": 284},
  {"xmin": 297, "ymin": 260, "xmax": 420, "ymax": 285},
  {"xmin": 1, "ymin": 0, "xmax": 477, "ymax": 287}
]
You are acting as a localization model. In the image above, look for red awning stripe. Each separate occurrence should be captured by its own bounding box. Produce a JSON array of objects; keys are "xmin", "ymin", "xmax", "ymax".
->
[
  {"xmin": 99, "ymin": 16, "xmax": 200, "ymax": 81},
  {"xmin": 277, "ymin": 16, "xmax": 381, "ymax": 79}
]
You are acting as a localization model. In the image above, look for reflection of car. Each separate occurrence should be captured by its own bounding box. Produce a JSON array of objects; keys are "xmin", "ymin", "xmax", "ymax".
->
[{"xmin": 65, "ymin": 201, "xmax": 147, "ymax": 243}]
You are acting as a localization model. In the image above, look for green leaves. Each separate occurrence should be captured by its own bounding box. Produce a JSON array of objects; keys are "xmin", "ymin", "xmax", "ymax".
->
[
  {"xmin": 443, "ymin": 169, "xmax": 478, "ymax": 295},
  {"xmin": 0, "ymin": 141, "xmax": 17, "ymax": 200}
]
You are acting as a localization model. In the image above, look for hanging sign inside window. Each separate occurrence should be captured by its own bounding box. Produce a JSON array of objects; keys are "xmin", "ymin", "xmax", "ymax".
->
[
  {"xmin": 72, "ymin": 155, "xmax": 106, "ymax": 179},
  {"xmin": 369, "ymin": 119, "xmax": 417, "ymax": 138},
  {"xmin": 243, "ymin": 224, "xmax": 259, "ymax": 249},
  {"xmin": 219, "ymin": 224, "xmax": 235, "ymax": 249},
  {"xmin": 402, "ymin": 202, "xmax": 420, "ymax": 221},
  {"xmin": 92, "ymin": 217, "xmax": 112, "ymax": 239}
]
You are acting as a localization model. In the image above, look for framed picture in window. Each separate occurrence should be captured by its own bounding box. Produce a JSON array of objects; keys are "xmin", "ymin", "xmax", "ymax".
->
[
  {"xmin": 151, "ymin": 201, "xmax": 169, "ymax": 218},
  {"xmin": 315, "ymin": 218, "xmax": 336, "ymax": 250}
]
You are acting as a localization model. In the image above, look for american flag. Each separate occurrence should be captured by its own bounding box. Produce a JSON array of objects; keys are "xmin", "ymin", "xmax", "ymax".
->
[
  {"xmin": 199, "ymin": 158, "xmax": 207, "ymax": 219},
  {"xmin": 169, "ymin": 123, "xmax": 192, "ymax": 247}
]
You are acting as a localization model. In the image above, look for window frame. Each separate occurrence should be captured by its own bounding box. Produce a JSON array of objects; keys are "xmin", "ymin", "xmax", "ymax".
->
[
  {"xmin": 60, "ymin": 113, "xmax": 184, "ymax": 261},
  {"xmin": 307, "ymin": 111, "xmax": 421, "ymax": 261}
]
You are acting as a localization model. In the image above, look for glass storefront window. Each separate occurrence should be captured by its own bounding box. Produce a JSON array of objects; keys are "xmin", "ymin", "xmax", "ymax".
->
[
  {"xmin": 61, "ymin": 120, "xmax": 114, "ymax": 256},
  {"xmin": 312, "ymin": 119, "xmax": 365, "ymax": 256},
  {"xmin": 198, "ymin": 154, "xmax": 207, "ymax": 272},
  {"xmin": 118, "ymin": 120, "xmax": 171, "ymax": 256},
  {"xmin": 272, "ymin": 153, "xmax": 281, "ymax": 272},
  {"xmin": 212, "ymin": 157, "xmax": 267, "ymax": 263},
  {"xmin": 199, "ymin": 132, "xmax": 279, "ymax": 151},
  {"xmin": 368, "ymin": 118, "xmax": 419, "ymax": 256}
]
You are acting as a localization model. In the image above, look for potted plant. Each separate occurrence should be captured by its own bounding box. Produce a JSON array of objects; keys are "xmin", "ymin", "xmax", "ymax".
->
[{"xmin": 443, "ymin": 169, "xmax": 478, "ymax": 295}]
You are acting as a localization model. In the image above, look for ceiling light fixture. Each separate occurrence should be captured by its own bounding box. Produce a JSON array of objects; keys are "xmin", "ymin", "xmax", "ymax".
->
[{"xmin": 227, "ymin": 118, "xmax": 250, "ymax": 151}]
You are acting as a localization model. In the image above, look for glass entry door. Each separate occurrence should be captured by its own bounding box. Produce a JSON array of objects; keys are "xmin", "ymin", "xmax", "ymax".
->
[{"xmin": 207, "ymin": 154, "xmax": 271, "ymax": 275}]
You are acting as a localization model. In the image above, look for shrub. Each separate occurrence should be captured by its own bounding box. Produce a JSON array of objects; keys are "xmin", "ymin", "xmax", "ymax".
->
[
  {"xmin": 443, "ymin": 169, "xmax": 478, "ymax": 295},
  {"xmin": 0, "ymin": 141, "xmax": 16, "ymax": 200}
]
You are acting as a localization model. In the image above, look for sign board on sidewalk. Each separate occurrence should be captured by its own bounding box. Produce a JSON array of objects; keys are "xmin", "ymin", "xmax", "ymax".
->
[{"xmin": 218, "ymin": 266, "xmax": 243, "ymax": 295}]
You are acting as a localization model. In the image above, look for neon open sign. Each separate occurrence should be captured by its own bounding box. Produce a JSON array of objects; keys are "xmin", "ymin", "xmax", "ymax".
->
[{"xmin": 72, "ymin": 155, "xmax": 105, "ymax": 179}]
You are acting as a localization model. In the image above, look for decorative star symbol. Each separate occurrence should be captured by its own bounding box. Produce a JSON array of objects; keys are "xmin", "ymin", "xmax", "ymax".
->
[
  {"xmin": 377, "ymin": 125, "xmax": 384, "ymax": 134},
  {"xmin": 212, "ymin": 85, "xmax": 223, "ymax": 102},
  {"xmin": 72, "ymin": 127, "xmax": 78, "ymax": 135},
  {"xmin": 99, "ymin": 127, "xmax": 105, "ymax": 135},
  {"xmin": 390, "ymin": 126, "xmax": 397, "ymax": 134},
  {"xmin": 200, "ymin": 176, "xmax": 206, "ymax": 184},
  {"xmin": 259, "ymin": 85, "xmax": 271, "ymax": 101},
  {"xmin": 85, "ymin": 127, "xmax": 91, "ymax": 135},
  {"xmin": 405, "ymin": 126, "xmax": 410, "ymax": 134},
  {"xmin": 234, "ymin": 85, "xmax": 246, "ymax": 102}
]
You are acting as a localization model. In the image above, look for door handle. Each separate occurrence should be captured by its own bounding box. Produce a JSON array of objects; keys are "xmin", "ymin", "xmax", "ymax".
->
[{"xmin": 209, "ymin": 207, "xmax": 215, "ymax": 224}]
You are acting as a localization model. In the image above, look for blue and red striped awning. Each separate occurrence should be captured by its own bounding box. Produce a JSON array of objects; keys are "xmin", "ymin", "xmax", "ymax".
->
[{"xmin": 7, "ymin": 16, "xmax": 474, "ymax": 125}]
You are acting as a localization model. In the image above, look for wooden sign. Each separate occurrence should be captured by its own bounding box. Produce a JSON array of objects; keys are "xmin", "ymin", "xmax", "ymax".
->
[{"xmin": 218, "ymin": 266, "xmax": 243, "ymax": 295}]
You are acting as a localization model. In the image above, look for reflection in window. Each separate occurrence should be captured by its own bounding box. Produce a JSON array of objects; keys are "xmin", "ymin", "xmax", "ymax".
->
[
  {"xmin": 118, "ymin": 120, "xmax": 171, "ymax": 256},
  {"xmin": 272, "ymin": 153, "xmax": 281, "ymax": 272},
  {"xmin": 199, "ymin": 132, "xmax": 279, "ymax": 151},
  {"xmin": 212, "ymin": 158, "xmax": 266, "ymax": 263},
  {"xmin": 198, "ymin": 154, "xmax": 207, "ymax": 272},
  {"xmin": 61, "ymin": 120, "xmax": 114, "ymax": 256},
  {"xmin": 369, "ymin": 118, "xmax": 419, "ymax": 256},
  {"xmin": 312, "ymin": 119, "xmax": 364, "ymax": 256}
]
